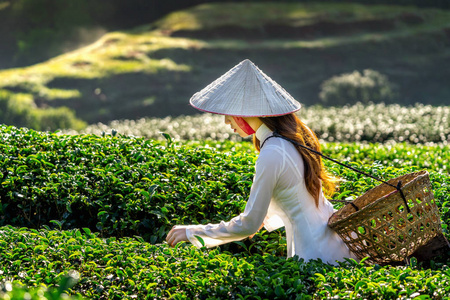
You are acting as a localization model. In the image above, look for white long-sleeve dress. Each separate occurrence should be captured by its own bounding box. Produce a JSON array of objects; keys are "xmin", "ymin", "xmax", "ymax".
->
[{"xmin": 185, "ymin": 124, "xmax": 354, "ymax": 264}]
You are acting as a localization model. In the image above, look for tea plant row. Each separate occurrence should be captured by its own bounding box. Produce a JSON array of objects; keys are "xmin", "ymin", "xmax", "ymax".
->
[
  {"xmin": 188, "ymin": 140, "xmax": 450, "ymax": 174},
  {"xmin": 1, "ymin": 125, "xmax": 449, "ymax": 243},
  {"xmin": 0, "ymin": 125, "xmax": 254, "ymax": 243},
  {"xmin": 63, "ymin": 103, "xmax": 450, "ymax": 144},
  {"xmin": 1, "ymin": 125, "xmax": 450, "ymax": 299},
  {"xmin": 1, "ymin": 226, "xmax": 450, "ymax": 299}
]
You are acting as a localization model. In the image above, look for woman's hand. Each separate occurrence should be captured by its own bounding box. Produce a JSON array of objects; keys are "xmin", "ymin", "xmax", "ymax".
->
[{"xmin": 166, "ymin": 226, "xmax": 189, "ymax": 247}]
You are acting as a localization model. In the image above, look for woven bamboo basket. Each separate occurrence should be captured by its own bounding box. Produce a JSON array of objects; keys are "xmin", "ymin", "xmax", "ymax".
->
[{"xmin": 328, "ymin": 170, "xmax": 443, "ymax": 265}]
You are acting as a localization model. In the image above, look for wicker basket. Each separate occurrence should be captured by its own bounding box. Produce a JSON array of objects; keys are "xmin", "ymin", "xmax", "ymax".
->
[{"xmin": 328, "ymin": 170, "xmax": 443, "ymax": 265}]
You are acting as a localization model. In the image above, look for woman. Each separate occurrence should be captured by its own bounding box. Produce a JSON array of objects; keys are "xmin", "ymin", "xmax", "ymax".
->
[{"xmin": 166, "ymin": 59, "xmax": 354, "ymax": 264}]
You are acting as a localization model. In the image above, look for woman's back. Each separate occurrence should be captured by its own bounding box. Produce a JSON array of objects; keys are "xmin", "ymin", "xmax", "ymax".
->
[{"xmin": 257, "ymin": 124, "xmax": 354, "ymax": 263}]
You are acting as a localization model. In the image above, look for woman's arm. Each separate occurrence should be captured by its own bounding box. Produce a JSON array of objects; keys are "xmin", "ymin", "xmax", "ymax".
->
[{"xmin": 166, "ymin": 146, "xmax": 283, "ymax": 248}]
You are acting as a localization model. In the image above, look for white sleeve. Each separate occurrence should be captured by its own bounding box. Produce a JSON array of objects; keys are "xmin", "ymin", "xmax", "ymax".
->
[{"xmin": 185, "ymin": 147, "xmax": 283, "ymax": 248}]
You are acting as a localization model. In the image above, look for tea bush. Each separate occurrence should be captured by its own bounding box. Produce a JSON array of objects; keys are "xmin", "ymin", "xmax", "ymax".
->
[
  {"xmin": 63, "ymin": 103, "xmax": 450, "ymax": 144},
  {"xmin": 0, "ymin": 89, "xmax": 86, "ymax": 131},
  {"xmin": 2, "ymin": 125, "xmax": 450, "ymax": 243},
  {"xmin": 324, "ymin": 142, "xmax": 450, "ymax": 174},
  {"xmin": 1, "ymin": 125, "xmax": 450, "ymax": 299},
  {"xmin": 187, "ymin": 140, "xmax": 450, "ymax": 174},
  {"xmin": 0, "ymin": 125, "xmax": 255, "ymax": 243},
  {"xmin": 0, "ymin": 270, "xmax": 85, "ymax": 300},
  {"xmin": 301, "ymin": 103, "xmax": 450, "ymax": 144},
  {"xmin": 319, "ymin": 69, "xmax": 397, "ymax": 105},
  {"xmin": 63, "ymin": 114, "xmax": 243, "ymax": 142},
  {"xmin": 0, "ymin": 226, "xmax": 449, "ymax": 299},
  {"xmin": 1, "ymin": 125, "xmax": 449, "ymax": 241}
]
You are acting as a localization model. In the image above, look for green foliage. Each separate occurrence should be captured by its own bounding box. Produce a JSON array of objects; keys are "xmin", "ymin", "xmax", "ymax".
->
[
  {"xmin": 0, "ymin": 125, "xmax": 254, "ymax": 243},
  {"xmin": 33, "ymin": 106, "xmax": 86, "ymax": 132},
  {"xmin": 0, "ymin": 225, "xmax": 326, "ymax": 299},
  {"xmin": 323, "ymin": 142, "xmax": 450, "ymax": 174},
  {"xmin": 0, "ymin": 90, "xmax": 37, "ymax": 129},
  {"xmin": 1, "ymin": 125, "xmax": 449, "ymax": 244},
  {"xmin": 312, "ymin": 261, "xmax": 450, "ymax": 299},
  {"xmin": 1, "ymin": 122, "xmax": 450, "ymax": 299},
  {"xmin": 319, "ymin": 69, "xmax": 397, "ymax": 105},
  {"xmin": 0, "ymin": 89, "xmax": 86, "ymax": 131},
  {"xmin": 66, "ymin": 114, "xmax": 245, "ymax": 142},
  {"xmin": 0, "ymin": 226, "xmax": 449, "ymax": 299},
  {"xmin": 300, "ymin": 103, "xmax": 450, "ymax": 144},
  {"xmin": 66, "ymin": 103, "xmax": 450, "ymax": 144},
  {"xmin": 0, "ymin": 271, "xmax": 85, "ymax": 300}
]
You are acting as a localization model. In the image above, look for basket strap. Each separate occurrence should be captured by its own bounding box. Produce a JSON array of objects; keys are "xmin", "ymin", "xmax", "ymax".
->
[
  {"xmin": 329, "ymin": 199, "xmax": 360, "ymax": 211},
  {"xmin": 261, "ymin": 132, "xmax": 411, "ymax": 213}
]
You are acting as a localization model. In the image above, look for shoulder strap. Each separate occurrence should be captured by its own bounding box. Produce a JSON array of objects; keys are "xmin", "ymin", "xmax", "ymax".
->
[{"xmin": 261, "ymin": 131, "xmax": 410, "ymax": 212}]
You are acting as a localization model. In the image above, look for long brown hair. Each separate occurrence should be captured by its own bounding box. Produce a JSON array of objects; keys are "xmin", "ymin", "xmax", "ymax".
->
[{"xmin": 253, "ymin": 114, "xmax": 338, "ymax": 207}]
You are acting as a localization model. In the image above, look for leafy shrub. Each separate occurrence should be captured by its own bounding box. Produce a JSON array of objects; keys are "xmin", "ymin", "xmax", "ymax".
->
[
  {"xmin": 64, "ymin": 103, "xmax": 450, "ymax": 144},
  {"xmin": 64, "ymin": 114, "xmax": 243, "ymax": 142},
  {"xmin": 319, "ymin": 69, "xmax": 397, "ymax": 105},
  {"xmin": 0, "ymin": 125, "xmax": 254, "ymax": 243},
  {"xmin": 0, "ymin": 90, "xmax": 39, "ymax": 129},
  {"xmin": 0, "ymin": 226, "xmax": 449, "ymax": 300},
  {"xmin": 32, "ymin": 106, "xmax": 87, "ymax": 131},
  {"xmin": 312, "ymin": 260, "xmax": 450, "ymax": 299},
  {"xmin": 1, "ymin": 125, "xmax": 450, "ymax": 299},
  {"xmin": 324, "ymin": 142, "xmax": 450, "ymax": 174},
  {"xmin": 0, "ymin": 271, "xmax": 85, "ymax": 300},
  {"xmin": 299, "ymin": 103, "xmax": 450, "ymax": 144},
  {"xmin": 1, "ymin": 125, "xmax": 449, "ymax": 245},
  {"xmin": 0, "ymin": 89, "xmax": 86, "ymax": 131}
]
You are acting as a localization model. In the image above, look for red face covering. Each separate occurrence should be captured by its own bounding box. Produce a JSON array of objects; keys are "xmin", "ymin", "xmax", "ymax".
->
[{"xmin": 232, "ymin": 116, "xmax": 255, "ymax": 135}]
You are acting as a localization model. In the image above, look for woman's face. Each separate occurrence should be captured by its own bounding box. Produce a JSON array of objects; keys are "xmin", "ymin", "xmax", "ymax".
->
[{"xmin": 224, "ymin": 115, "xmax": 249, "ymax": 138}]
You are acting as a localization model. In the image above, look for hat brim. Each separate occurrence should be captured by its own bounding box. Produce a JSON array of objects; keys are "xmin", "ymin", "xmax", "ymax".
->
[{"xmin": 189, "ymin": 102, "xmax": 301, "ymax": 117}]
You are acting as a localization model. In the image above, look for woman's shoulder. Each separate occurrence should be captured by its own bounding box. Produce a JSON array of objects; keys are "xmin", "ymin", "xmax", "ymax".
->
[
  {"xmin": 257, "ymin": 137, "xmax": 293, "ymax": 163},
  {"xmin": 260, "ymin": 136, "xmax": 305, "ymax": 168},
  {"xmin": 260, "ymin": 135, "xmax": 297, "ymax": 153}
]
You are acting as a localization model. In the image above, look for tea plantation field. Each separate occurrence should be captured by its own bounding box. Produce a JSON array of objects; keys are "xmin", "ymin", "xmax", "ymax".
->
[
  {"xmin": 1, "ymin": 123, "xmax": 450, "ymax": 299},
  {"xmin": 65, "ymin": 103, "xmax": 450, "ymax": 145}
]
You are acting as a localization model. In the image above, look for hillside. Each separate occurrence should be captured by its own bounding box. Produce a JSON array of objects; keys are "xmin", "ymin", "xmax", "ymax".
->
[{"xmin": 1, "ymin": 2, "xmax": 450, "ymax": 127}]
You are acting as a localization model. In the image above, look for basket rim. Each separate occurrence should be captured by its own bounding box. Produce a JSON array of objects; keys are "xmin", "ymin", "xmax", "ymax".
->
[{"xmin": 328, "ymin": 170, "xmax": 430, "ymax": 228}]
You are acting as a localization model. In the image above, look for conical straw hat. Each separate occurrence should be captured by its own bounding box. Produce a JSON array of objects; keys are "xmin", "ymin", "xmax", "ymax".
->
[{"xmin": 189, "ymin": 59, "xmax": 301, "ymax": 117}]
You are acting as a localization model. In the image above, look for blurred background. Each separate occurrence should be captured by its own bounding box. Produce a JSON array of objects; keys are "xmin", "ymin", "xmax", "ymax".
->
[{"xmin": 0, "ymin": 0, "xmax": 449, "ymax": 131}]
